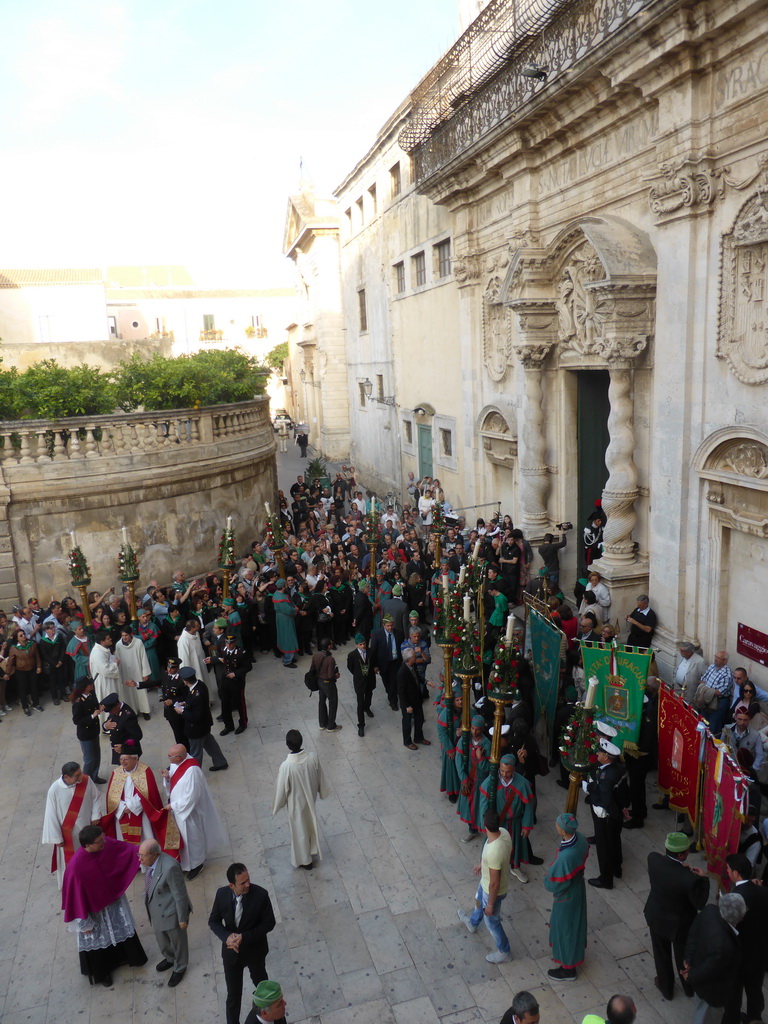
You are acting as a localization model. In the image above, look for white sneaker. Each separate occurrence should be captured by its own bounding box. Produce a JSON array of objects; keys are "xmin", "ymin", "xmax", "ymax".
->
[
  {"xmin": 511, "ymin": 868, "xmax": 528, "ymax": 883},
  {"xmin": 486, "ymin": 950, "xmax": 512, "ymax": 964},
  {"xmin": 0, "ymin": 709, "xmax": 6, "ymax": 717},
  {"xmin": 457, "ymin": 909, "xmax": 478, "ymax": 933},
  {"xmin": 461, "ymin": 831, "xmax": 479, "ymax": 843}
]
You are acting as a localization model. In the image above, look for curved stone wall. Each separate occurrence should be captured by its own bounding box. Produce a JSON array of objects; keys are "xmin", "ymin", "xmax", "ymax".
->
[{"xmin": 0, "ymin": 398, "xmax": 276, "ymax": 605}]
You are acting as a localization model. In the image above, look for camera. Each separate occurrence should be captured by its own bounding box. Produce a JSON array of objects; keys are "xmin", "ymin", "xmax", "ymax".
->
[{"xmin": 555, "ymin": 522, "xmax": 573, "ymax": 532}]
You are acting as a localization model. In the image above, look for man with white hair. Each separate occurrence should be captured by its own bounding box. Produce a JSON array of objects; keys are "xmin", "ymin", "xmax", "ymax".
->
[
  {"xmin": 396, "ymin": 647, "xmax": 430, "ymax": 751},
  {"xmin": 683, "ymin": 893, "xmax": 746, "ymax": 1024},
  {"xmin": 674, "ymin": 642, "xmax": 706, "ymax": 703},
  {"xmin": 162, "ymin": 744, "xmax": 228, "ymax": 881}
]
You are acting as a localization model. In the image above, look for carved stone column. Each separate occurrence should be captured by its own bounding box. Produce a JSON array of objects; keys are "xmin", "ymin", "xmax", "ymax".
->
[
  {"xmin": 600, "ymin": 363, "xmax": 639, "ymax": 565},
  {"xmin": 510, "ymin": 300, "xmax": 557, "ymax": 539}
]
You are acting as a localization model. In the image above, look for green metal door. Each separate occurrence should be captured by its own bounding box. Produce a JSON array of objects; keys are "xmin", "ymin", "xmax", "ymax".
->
[
  {"xmin": 417, "ymin": 424, "xmax": 433, "ymax": 479},
  {"xmin": 576, "ymin": 371, "xmax": 610, "ymax": 577}
]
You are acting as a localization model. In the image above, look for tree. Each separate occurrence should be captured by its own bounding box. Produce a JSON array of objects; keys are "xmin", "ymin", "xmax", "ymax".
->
[{"xmin": 264, "ymin": 341, "xmax": 288, "ymax": 372}]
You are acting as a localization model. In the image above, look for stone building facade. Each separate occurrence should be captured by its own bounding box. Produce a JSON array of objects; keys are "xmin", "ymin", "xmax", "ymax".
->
[{"xmin": 287, "ymin": 0, "xmax": 768, "ymax": 683}]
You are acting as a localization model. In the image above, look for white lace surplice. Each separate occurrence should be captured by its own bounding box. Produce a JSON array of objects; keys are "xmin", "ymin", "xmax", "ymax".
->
[{"xmin": 69, "ymin": 894, "xmax": 137, "ymax": 951}]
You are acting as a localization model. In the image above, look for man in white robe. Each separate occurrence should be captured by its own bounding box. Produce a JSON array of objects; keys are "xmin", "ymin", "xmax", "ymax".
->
[
  {"xmin": 272, "ymin": 729, "xmax": 330, "ymax": 869},
  {"xmin": 116, "ymin": 626, "xmax": 152, "ymax": 718},
  {"xmin": 177, "ymin": 619, "xmax": 211, "ymax": 685},
  {"xmin": 162, "ymin": 743, "xmax": 228, "ymax": 880},
  {"xmin": 89, "ymin": 632, "xmax": 123, "ymax": 705},
  {"xmin": 42, "ymin": 761, "xmax": 104, "ymax": 889}
]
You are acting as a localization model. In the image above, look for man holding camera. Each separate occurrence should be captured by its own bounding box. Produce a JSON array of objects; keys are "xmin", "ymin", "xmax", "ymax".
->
[{"xmin": 537, "ymin": 523, "xmax": 571, "ymax": 589}]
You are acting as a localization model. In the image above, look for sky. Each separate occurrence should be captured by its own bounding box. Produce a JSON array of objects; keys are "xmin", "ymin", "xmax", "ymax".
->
[{"xmin": 1, "ymin": 0, "xmax": 460, "ymax": 287}]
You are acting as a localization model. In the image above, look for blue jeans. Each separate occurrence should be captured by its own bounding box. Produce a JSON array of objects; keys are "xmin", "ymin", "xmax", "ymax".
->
[
  {"xmin": 469, "ymin": 882, "xmax": 510, "ymax": 953},
  {"xmin": 282, "ymin": 651, "xmax": 295, "ymax": 666},
  {"xmin": 80, "ymin": 737, "xmax": 101, "ymax": 779}
]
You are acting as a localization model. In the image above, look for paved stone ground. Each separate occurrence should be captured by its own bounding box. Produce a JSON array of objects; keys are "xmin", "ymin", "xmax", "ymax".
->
[{"xmin": 0, "ymin": 448, "xmax": 756, "ymax": 1024}]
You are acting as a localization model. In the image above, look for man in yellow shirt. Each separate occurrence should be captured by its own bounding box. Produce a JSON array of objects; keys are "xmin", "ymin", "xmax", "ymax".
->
[{"xmin": 457, "ymin": 809, "xmax": 512, "ymax": 963}]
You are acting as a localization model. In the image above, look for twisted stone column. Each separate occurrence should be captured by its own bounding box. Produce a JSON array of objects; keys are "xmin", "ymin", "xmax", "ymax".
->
[
  {"xmin": 514, "ymin": 344, "xmax": 552, "ymax": 536},
  {"xmin": 600, "ymin": 365, "xmax": 639, "ymax": 565}
]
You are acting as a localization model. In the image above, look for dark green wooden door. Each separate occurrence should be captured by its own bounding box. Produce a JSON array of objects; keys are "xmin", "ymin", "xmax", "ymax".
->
[
  {"xmin": 417, "ymin": 424, "xmax": 433, "ymax": 479},
  {"xmin": 576, "ymin": 371, "xmax": 610, "ymax": 577}
]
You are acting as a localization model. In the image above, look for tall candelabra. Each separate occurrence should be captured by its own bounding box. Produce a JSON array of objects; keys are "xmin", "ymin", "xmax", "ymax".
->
[
  {"xmin": 218, "ymin": 515, "xmax": 237, "ymax": 597},
  {"xmin": 67, "ymin": 532, "xmax": 92, "ymax": 628}
]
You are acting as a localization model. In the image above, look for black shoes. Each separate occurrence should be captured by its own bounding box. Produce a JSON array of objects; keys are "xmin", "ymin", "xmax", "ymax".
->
[
  {"xmin": 156, "ymin": 959, "xmax": 173, "ymax": 972},
  {"xmin": 358, "ymin": 727, "xmax": 365, "ymax": 737},
  {"xmin": 588, "ymin": 877, "xmax": 613, "ymax": 889},
  {"xmin": 235, "ymin": 723, "xmax": 247, "ymax": 734},
  {"xmin": 186, "ymin": 865, "xmax": 204, "ymax": 881},
  {"xmin": 548, "ymin": 966, "xmax": 576, "ymax": 981},
  {"xmin": 365, "ymin": 709, "xmax": 374, "ymax": 718},
  {"xmin": 168, "ymin": 969, "xmax": 185, "ymax": 987},
  {"xmin": 220, "ymin": 728, "xmax": 234, "ymax": 736},
  {"xmin": 209, "ymin": 764, "xmax": 228, "ymax": 772},
  {"xmin": 623, "ymin": 819, "xmax": 644, "ymax": 829}
]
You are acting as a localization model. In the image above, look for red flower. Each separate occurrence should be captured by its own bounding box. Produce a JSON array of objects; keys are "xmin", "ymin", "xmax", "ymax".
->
[{"xmin": 588, "ymin": 753, "xmax": 598, "ymax": 763}]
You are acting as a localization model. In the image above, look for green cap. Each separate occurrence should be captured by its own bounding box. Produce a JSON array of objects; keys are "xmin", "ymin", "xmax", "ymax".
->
[
  {"xmin": 500, "ymin": 753, "xmax": 516, "ymax": 766},
  {"xmin": 557, "ymin": 812, "xmax": 578, "ymax": 833},
  {"xmin": 354, "ymin": 633, "xmax": 366, "ymax": 644},
  {"xmin": 471, "ymin": 715, "xmax": 485, "ymax": 728},
  {"xmin": 383, "ymin": 614, "xmax": 394, "ymax": 623},
  {"xmin": 252, "ymin": 980, "xmax": 283, "ymax": 1008},
  {"xmin": 215, "ymin": 618, "xmax": 228, "ymax": 628},
  {"xmin": 222, "ymin": 597, "xmax": 234, "ymax": 607},
  {"xmin": 665, "ymin": 832, "xmax": 691, "ymax": 854},
  {"xmin": 392, "ymin": 584, "xmax": 403, "ymax": 597}
]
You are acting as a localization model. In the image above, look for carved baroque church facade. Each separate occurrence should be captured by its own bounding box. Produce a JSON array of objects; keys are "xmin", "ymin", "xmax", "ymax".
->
[{"xmin": 284, "ymin": 0, "xmax": 768, "ymax": 681}]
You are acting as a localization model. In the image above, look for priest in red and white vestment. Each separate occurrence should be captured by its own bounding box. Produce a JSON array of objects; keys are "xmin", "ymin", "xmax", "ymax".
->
[
  {"xmin": 101, "ymin": 752, "xmax": 181, "ymax": 859},
  {"xmin": 42, "ymin": 761, "xmax": 104, "ymax": 889},
  {"xmin": 162, "ymin": 743, "xmax": 227, "ymax": 878}
]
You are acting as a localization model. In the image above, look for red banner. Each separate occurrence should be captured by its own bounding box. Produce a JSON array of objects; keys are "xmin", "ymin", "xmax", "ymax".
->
[
  {"xmin": 737, "ymin": 622, "xmax": 768, "ymax": 667},
  {"xmin": 701, "ymin": 737, "xmax": 748, "ymax": 888},
  {"xmin": 657, "ymin": 683, "xmax": 702, "ymax": 825}
]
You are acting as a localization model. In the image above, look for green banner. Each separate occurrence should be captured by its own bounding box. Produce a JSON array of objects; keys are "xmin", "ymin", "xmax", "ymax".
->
[
  {"xmin": 580, "ymin": 642, "xmax": 653, "ymax": 750},
  {"xmin": 529, "ymin": 608, "xmax": 563, "ymax": 752}
]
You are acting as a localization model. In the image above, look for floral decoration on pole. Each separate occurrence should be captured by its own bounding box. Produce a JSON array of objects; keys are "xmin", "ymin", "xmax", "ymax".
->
[
  {"xmin": 559, "ymin": 675, "xmax": 602, "ymax": 813},
  {"xmin": 67, "ymin": 545, "xmax": 91, "ymax": 587},
  {"xmin": 263, "ymin": 503, "xmax": 286, "ymax": 580},
  {"xmin": 363, "ymin": 507, "xmax": 381, "ymax": 580},
  {"xmin": 219, "ymin": 514, "xmax": 237, "ymax": 598}
]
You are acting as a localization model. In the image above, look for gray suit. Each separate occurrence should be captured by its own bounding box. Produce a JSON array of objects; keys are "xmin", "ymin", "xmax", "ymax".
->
[
  {"xmin": 675, "ymin": 652, "xmax": 706, "ymax": 704},
  {"xmin": 145, "ymin": 852, "xmax": 192, "ymax": 974}
]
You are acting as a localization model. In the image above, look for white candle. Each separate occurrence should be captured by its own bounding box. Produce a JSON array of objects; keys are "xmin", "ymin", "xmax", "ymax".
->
[
  {"xmin": 370, "ymin": 497, "xmax": 375, "ymax": 513},
  {"xmin": 121, "ymin": 526, "xmax": 128, "ymax": 546},
  {"xmin": 472, "ymin": 538, "xmax": 482, "ymax": 562},
  {"xmin": 442, "ymin": 573, "xmax": 449, "ymax": 594},
  {"xmin": 265, "ymin": 502, "xmax": 271, "ymax": 516},
  {"xmin": 70, "ymin": 530, "xmax": 77, "ymax": 549},
  {"xmin": 505, "ymin": 613, "xmax": 514, "ymax": 642},
  {"xmin": 585, "ymin": 675, "xmax": 599, "ymax": 710},
  {"xmin": 463, "ymin": 595, "xmax": 471, "ymax": 623},
  {"xmin": 458, "ymin": 565, "xmax": 466, "ymax": 586},
  {"xmin": 226, "ymin": 515, "xmax": 232, "ymax": 531}
]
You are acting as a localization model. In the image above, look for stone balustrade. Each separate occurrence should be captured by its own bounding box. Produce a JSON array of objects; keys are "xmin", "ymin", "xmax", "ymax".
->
[
  {"xmin": 0, "ymin": 398, "xmax": 276, "ymax": 605},
  {"xmin": 0, "ymin": 401, "xmax": 269, "ymax": 465}
]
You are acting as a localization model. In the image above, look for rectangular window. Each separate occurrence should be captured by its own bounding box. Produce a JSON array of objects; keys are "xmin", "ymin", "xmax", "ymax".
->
[
  {"xmin": 358, "ymin": 289, "xmax": 367, "ymax": 332},
  {"xmin": 440, "ymin": 428, "xmax": 453, "ymax": 457},
  {"xmin": 345, "ymin": 208, "xmax": 352, "ymax": 232},
  {"xmin": 412, "ymin": 251, "xmax": 426, "ymax": 287},
  {"xmin": 390, "ymin": 162, "xmax": 401, "ymax": 198},
  {"xmin": 355, "ymin": 196, "xmax": 364, "ymax": 225},
  {"xmin": 108, "ymin": 316, "xmax": 117, "ymax": 337},
  {"xmin": 203, "ymin": 314, "xmax": 215, "ymax": 331},
  {"xmin": 435, "ymin": 239, "xmax": 451, "ymax": 278},
  {"xmin": 394, "ymin": 261, "xmax": 405, "ymax": 294},
  {"xmin": 359, "ymin": 383, "xmax": 367, "ymax": 407},
  {"xmin": 376, "ymin": 374, "xmax": 384, "ymax": 400},
  {"xmin": 403, "ymin": 420, "xmax": 413, "ymax": 444},
  {"xmin": 368, "ymin": 184, "xmax": 377, "ymax": 217}
]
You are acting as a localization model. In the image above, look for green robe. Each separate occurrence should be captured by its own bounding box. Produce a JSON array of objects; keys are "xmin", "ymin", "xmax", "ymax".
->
[
  {"xmin": 543, "ymin": 832, "xmax": 589, "ymax": 968},
  {"xmin": 488, "ymin": 592, "xmax": 509, "ymax": 628},
  {"xmin": 272, "ymin": 593, "xmax": 298, "ymax": 654},
  {"xmin": 437, "ymin": 703, "xmax": 461, "ymax": 797},
  {"xmin": 66, "ymin": 634, "xmax": 91, "ymax": 683},
  {"xmin": 480, "ymin": 773, "xmax": 535, "ymax": 867},
  {"xmin": 455, "ymin": 735, "xmax": 491, "ymax": 829}
]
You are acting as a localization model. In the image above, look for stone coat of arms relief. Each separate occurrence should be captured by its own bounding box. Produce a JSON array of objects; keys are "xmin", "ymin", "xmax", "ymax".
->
[{"xmin": 718, "ymin": 187, "xmax": 768, "ymax": 385}]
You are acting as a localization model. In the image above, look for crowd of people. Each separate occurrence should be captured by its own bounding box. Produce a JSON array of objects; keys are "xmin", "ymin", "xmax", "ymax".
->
[{"xmin": 27, "ymin": 465, "xmax": 768, "ymax": 1024}]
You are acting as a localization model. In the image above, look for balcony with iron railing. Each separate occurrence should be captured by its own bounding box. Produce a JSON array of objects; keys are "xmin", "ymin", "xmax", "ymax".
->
[{"xmin": 400, "ymin": 0, "xmax": 659, "ymax": 184}]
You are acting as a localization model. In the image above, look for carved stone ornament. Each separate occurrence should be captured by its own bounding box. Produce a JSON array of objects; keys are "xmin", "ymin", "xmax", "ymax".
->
[
  {"xmin": 717, "ymin": 188, "xmax": 768, "ymax": 384},
  {"xmin": 512, "ymin": 342, "xmax": 552, "ymax": 369},
  {"xmin": 555, "ymin": 242, "xmax": 610, "ymax": 355},
  {"xmin": 452, "ymin": 253, "xmax": 481, "ymax": 286},
  {"xmin": 482, "ymin": 412, "xmax": 509, "ymax": 434},
  {"xmin": 484, "ymin": 274, "xmax": 503, "ymax": 304},
  {"xmin": 646, "ymin": 157, "xmax": 719, "ymax": 219},
  {"xmin": 482, "ymin": 302, "xmax": 512, "ymax": 382},
  {"xmin": 480, "ymin": 411, "xmax": 517, "ymax": 467},
  {"xmin": 721, "ymin": 442, "xmax": 768, "ymax": 478}
]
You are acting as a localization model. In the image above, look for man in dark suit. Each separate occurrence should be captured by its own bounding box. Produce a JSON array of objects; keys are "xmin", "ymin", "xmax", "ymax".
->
[
  {"xmin": 724, "ymin": 853, "xmax": 768, "ymax": 1024},
  {"xmin": 643, "ymin": 831, "xmax": 709, "ymax": 1000},
  {"xmin": 139, "ymin": 838, "xmax": 192, "ymax": 987},
  {"xmin": 586, "ymin": 738, "xmax": 630, "ymax": 890},
  {"xmin": 369, "ymin": 615, "xmax": 404, "ymax": 710},
  {"xmin": 683, "ymin": 894, "xmax": 746, "ymax": 1023},
  {"xmin": 159, "ymin": 657, "xmax": 187, "ymax": 745},
  {"xmin": 208, "ymin": 862, "xmax": 277, "ymax": 1024},
  {"xmin": 177, "ymin": 667, "xmax": 228, "ymax": 772},
  {"xmin": 396, "ymin": 648, "xmax": 430, "ymax": 750},
  {"xmin": 347, "ymin": 634, "xmax": 375, "ymax": 737},
  {"xmin": 352, "ymin": 583, "xmax": 374, "ymax": 641},
  {"xmin": 380, "ymin": 588, "xmax": 409, "ymax": 637}
]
